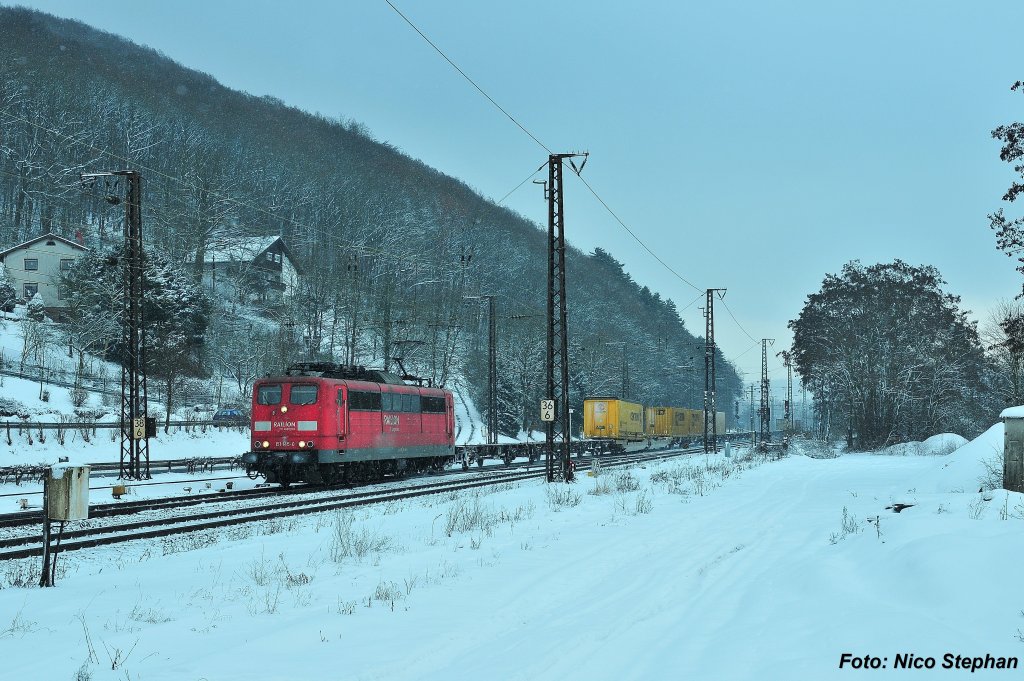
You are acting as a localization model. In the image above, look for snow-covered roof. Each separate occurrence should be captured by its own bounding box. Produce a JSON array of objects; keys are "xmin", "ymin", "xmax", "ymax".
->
[
  {"xmin": 204, "ymin": 236, "xmax": 281, "ymax": 264},
  {"xmin": 0, "ymin": 231, "xmax": 89, "ymax": 258},
  {"xmin": 1000, "ymin": 405, "xmax": 1024, "ymax": 419}
]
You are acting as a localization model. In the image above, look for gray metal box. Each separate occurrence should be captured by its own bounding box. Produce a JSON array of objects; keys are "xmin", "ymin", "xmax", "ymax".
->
[
  {"xmin": 1004, "ymin": 415, "xmax": 1024, "ymax": 493},
  {"xmin": 47, "ymin": 466, "xmax": 90, "ymax": 521}
]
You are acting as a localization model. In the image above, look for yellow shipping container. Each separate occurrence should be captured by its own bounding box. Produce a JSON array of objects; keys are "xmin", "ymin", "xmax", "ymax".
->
[
  {"xmin": 670, "ymin": 408, "xmax": 703, "ymax": 437},
  {"xmin": 584, "ymin": 398, "xmax": 645, "ymax": 441},
  {"xmin": 645, "ymin": 406, "xmax": 673, "ymax": 437},
  {"xmin": 667, "ymin": 409, "xmax": 726, "ymax": 439},
  {"xmin": 687, "ymin": 409, "xmax": 703, "ymax": 437},
  {"xmin": 670, "ymin": 409, "xmax": 689, "ymax": 438}
]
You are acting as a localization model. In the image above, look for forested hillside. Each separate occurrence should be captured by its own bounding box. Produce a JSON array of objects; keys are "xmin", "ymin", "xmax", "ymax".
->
[{"xmin": 0, "ymin": 8, "xmax": 741, "ymax": 435}]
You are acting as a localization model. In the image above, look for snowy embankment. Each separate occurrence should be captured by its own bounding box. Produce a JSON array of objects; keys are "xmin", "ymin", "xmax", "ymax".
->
[
  {"xmin": 0, "ymin": 374, "xmax": 250, "ymax": 468},
  {"xmin": 1, "ymin": 426, "xmax": 1022, "ymax": 680},
  {"xmin": 0, "ymin": 307, "xmax": 501, "ymax": 470}
]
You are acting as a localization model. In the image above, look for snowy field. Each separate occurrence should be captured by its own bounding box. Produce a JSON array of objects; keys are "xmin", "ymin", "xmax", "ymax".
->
[{"xmin": 0, "ymin": 427, "xmax": 1021, "ymax": 680}]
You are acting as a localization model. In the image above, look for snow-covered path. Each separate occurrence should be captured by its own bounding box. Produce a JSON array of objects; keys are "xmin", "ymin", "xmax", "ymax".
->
[{"xmin": 1, "ymin": 442, "xmax": 1021, "ymax": 681}]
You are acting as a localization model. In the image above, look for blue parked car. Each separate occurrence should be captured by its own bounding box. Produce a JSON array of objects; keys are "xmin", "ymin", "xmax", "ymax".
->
[{"xmin": 212, "ymin": 407, "xmax": 247, "ymax": 424}]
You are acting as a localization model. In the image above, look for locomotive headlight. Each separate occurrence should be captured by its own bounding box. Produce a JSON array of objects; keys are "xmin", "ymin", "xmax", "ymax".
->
[
  {"xmin": 299, "ymin": 440, "xmax": 306, "ymax": 448},
  {"xmin": 307, "ymin": 440, "xmax": 315, "ymax": 448},
  {"xmin": 253, "ymin": 441, "xmax": 261, "ymax": 449},
  {"xmin": 262, "ymin": 440, "xmax": 270, "ymax": 449},
  {"xmin": 280, "ymin": 405, "xmax": 288, "ymax": 413}
]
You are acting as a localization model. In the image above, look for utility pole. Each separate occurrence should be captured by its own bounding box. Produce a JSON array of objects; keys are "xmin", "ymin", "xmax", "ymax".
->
[
  {"xmin": 346, "ymin": 254, "xmax": 360, "ymax": 366},
  {"xmin": 759, "ymin": 338, "xmax": 774, "ymax": 446},
  {"xmin": 487, "ymin": 294, "xmax": 496, "ymax": 446},
  {"xmin": 786, "ymin": 355, "xmax": 794, "ymax": 432},
  {"xmin": 621, "ymin": 343, "xmax": 629, "ymax": 400},
  {"xmin": 466, "ymin": 295, "xmax": 498, "ymax": 445},
  {"xmin": 777, "ymin": 350, "xmax": 794, "ymax": 434},
  {"xmin": 801, "ymin": 384, "xmax": 807, "ymax": 434},
  {"xmin": 605, "ymin": 341, "xmax": 629, "ymax": 400},
  {"xmin": 749, "ymin": 383, "xmax": 756, "ymax": 447},
  {"xmin": 543, "ymin": 152, "xmax": 586, "ymax": 483},
  {"xmin": 82, "ymin": 170, "xmax": 150, "ymax": 480},
  {"xmin": 702, "ymin": 288, "xmax": 726, "ymax": 453}
]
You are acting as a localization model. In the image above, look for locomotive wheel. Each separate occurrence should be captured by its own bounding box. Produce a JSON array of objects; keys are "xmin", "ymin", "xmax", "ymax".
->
[{"xmin": 277, "ymin": 466, "xmax": 292, "ymax": 489}]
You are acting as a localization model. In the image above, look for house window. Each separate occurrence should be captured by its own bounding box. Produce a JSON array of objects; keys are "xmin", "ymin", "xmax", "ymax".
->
[
  {"xmin": 57, "ymin": 285, "xmax": 67, "ymax": 301},
  {"xmin": 24, "ymin": 283, "xmax": 38, "ymax": 299},
  {"xmin": 266, "ymin": 252, "xmax": 274, "ymax": 262},
  {"xmin": 274, "ymin": 253, "xmax": 282, "ymax": 263},
  {"xmin": 60, "ymin": 259, "xmax": 74, "ymax": 271},
  {"xmin": 24, "ymin": 258, "xmax": 38, "ymax": 271}
]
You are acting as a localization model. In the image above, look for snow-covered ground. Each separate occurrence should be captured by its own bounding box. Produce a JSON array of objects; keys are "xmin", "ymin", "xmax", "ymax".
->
[{"xmin": 0, "ymin": 427, "xmax": 1021, "ymax": 680}]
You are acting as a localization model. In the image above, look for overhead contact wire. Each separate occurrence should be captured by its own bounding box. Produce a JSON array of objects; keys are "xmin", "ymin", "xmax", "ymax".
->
[{"xmin": 383, "ymin": 0, "xmax": 552, "ymax": 155}]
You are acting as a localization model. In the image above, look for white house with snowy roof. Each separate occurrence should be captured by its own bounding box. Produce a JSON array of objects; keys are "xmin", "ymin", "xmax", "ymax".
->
[
  {"xmin": 202, "ymin": 235, "xmax": 301, "ymax": 304},
  {"xmin": 0, "ymin": 231, "xmax": 89, "ymax": 311}
]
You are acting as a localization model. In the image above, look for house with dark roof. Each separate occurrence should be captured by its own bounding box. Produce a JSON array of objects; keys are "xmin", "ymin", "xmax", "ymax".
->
[
  {"xmin": 202, "ymin": 235, "xmax": 301, "ymax": 303},
  {"xmin": 0, "ymin": 231, "xmax": 88, "ymax": 310}
]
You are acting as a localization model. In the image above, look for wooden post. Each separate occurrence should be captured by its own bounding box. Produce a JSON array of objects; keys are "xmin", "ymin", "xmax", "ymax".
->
[{"xmin": 39, "ymin": 469, "xmax": 52, "ymax": 587}]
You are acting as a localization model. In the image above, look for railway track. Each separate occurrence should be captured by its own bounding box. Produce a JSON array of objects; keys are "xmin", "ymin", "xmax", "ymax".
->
[{"xmin": 0, "ymin": 446, "xmax": 702, "ymax": 561}]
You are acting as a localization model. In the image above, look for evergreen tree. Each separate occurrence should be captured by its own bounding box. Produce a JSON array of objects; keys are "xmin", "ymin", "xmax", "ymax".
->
[
  {"xmin": 789, "ymin": 261, "xmax": 991, "ymax": 447},
  {"xmin": 62, "ymin": 246, "xmax": 211, "ymax": 421}
]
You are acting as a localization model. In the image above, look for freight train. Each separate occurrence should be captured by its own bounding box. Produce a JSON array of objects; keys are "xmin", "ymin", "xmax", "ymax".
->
[
  {"xmin": 242, "ymin": 363, "xmax": 455, "ymax": 486},
  {"xmin": 582, "ymin": 396, "xmax": 724, "ymax": 451}
]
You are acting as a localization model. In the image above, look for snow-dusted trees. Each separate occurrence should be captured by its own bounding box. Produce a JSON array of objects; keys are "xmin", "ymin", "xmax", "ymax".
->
[
  {"xmin": 0, "ymin": 8, "xmax": 744, "ymax": 433},
  {"xmin": 62, "ymin": 246, "xmax": 211, "ymax": 420},
  {"xmin": 981, "ymin": 300, "xmax": 1024, "ymax": 406},
  {"xmin": 789, "ymin": 261, "xmax": 991, "ymax": 448},
  {"xmin": 989, "ymin": 81, "xmax": 1024, "ymax": 296}
]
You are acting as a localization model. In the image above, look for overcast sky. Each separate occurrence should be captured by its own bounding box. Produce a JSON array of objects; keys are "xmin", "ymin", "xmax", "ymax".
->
[{"xmin": 9, "ymin": 0, "xmax": 1024, "ymax": 386}]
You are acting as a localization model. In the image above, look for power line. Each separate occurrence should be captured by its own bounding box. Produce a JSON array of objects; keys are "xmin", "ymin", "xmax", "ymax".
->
[
  {"xmin": 5, "ymin": 24, "xmax": 772, "ymax": 363},
  {"xmin": 719, "ymin": 298, "xmax": 758, "ymax": 344},
  {"xmin": 496, "ymin": 163, "xmax": 546, "ymax": 205},
  {"xmin": 677, "ymin": 291, "xmax": 705, "ymax": 314},
  {"xmin": 380, "ymin": 2, "xmax": 706, "ymax": 298},
  {"xmin": 382, "ymin": 0, "xmax": 552, "ymax": 155},
  {"xmin": 571, "ymin": 172, "xmax": 703, "ymax": 295}
]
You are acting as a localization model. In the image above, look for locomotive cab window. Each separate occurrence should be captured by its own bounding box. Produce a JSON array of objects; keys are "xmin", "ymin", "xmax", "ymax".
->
[
  {"xmin": 426, "ymin": 396, "xmax": 438, "ymax": 413},
  {"xmin": 422, "ymin": 396, "xmax": 446, "ymax": 413},
  {"xmin": 289, "ymin": 384, "xmax": 318, "ymax": 405},
  {"xmin": 381, "ymin": 392, "xmax": 395, "ymax": 411},
  {"xmin": 257, "ymin": 384, "xmax": 282, "ymax": 405},
  {"xmin": 349, "ymin": 390, "xmax": 382, "ymax": 411}
]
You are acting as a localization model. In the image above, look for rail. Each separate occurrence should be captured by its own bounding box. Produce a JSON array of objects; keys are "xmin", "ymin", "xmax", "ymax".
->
[
  {"xmin": 0, "ymin": 447, "xmax": 701, "ymax": 560},
  {"xmin": 0, "ymin": 419, "xmax": 247, "ymax": 430}
]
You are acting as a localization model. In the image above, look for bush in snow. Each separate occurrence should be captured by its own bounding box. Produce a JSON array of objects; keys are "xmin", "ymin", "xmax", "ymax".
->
[
  {"xmin": 329, "ymin": 510, "xmax": 393, "ymax": 562},
  {"xmin": 546, "ymin": 486, "xmax": 581, "ymax": 510},
  {"xmin": 979, "ymin": 449, "xmax": 1004, "ymax": 491},
  {"xmin": 0, "ymin": 279, "xmax": 15, "ymax": 312},
  {"xmin": 613, "ymin": 470, "xmax": 641, "ymax": 493},
  {"xmin": 25, "ymin": 292, "xmax": 45, "ymax": 321},
  {"xmin": 829, "ymin": 506, "xmax": 862, "ymax": 544}
]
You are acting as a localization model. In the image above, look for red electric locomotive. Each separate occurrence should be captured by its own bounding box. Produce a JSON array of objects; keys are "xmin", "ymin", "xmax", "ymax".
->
[{"xmin": 242, "ymin": 363, "xmax": 455, "ymax": 486}]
